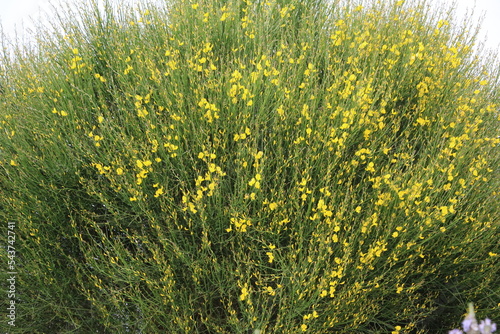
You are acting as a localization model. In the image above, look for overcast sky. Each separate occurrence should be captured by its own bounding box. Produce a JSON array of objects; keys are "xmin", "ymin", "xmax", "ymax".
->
[{"xmin": 1, "ymin": 0, "xmax": 499, "ymax": 55}]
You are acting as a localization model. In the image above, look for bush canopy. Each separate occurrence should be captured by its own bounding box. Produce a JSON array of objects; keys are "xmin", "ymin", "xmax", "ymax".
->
[{"xmin": 1, "ymin": 0, "xmax": 499, "ymax": 332}]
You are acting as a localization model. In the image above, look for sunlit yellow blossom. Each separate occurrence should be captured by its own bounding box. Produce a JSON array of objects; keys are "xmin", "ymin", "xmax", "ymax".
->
[
  {"xmin": 392, "ymin": 325, "xmax": 402, "ymax": 334},
  {"xmin": 264, "ymin": 286, "xmax": 275, "ymax": 296},
  {"xmin": 332, "ymin": 234, "xmax": 338, "ymax": 243},
  {"xmin": 266, "ymin": 252, "xmax": 274, "ymax": 263},
  {"xmin": 240, "ymin": 286, "xmax": 249, "ymax": 301},
  {"xmin": 154, "ymin": 188, "xmax": 164, "ymax": 197}
]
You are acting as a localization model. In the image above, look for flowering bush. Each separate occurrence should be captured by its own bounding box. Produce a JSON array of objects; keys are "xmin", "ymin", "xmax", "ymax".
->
[{"xmin": 1, "ymin": 0, "xmax": 499, "ymax": 332}]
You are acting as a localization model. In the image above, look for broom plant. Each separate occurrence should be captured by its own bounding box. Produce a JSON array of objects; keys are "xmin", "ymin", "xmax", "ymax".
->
[{"xmin": 1, "ymin": 0, "xmax": 499, "ymax": 332}]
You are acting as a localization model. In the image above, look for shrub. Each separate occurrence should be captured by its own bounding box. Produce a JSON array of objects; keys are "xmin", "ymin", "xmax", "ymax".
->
[{"xmin": 1, "ymin": 0, "xmax": 499, "ymax": 332}]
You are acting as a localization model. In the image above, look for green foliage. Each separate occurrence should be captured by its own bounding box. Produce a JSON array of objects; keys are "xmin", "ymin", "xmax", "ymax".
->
[{"xmin": 1, "ymin": 0, "xmax": 499, "ymax": 332}]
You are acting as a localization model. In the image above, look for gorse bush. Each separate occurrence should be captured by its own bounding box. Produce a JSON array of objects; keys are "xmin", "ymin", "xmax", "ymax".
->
[{"xmin": 1, "ymin": 0, "xmax": 499, "ymax": 332}]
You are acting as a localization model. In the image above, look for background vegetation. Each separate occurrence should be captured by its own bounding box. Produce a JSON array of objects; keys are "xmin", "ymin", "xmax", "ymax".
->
[{"xmin": 1, "ymin": 0, "xmax": 499, "ymax": 332}]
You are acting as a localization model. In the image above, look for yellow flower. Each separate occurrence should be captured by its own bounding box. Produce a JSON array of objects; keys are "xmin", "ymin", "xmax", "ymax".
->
[
  {"xmin": 392, "ymin": 325, "xmax": 402, "ymax": 334},
  {"xmin": 264, "ymin": 286, "xmax": 275, "ymax": 296},
  {"xmin": 332, "ymin": 234, "xmax": 338, "ymax": 243},
  {"xmin": 116, "ymin": 168, "xmax": 124, "ymax": 175},
  {"xmin": 137, "ymin": 108, "xmax": 148, "ymax": 117},
  {"xmin": 188, "ymin": 202, "xmax": 197, "ymax": 213},
  {"xmin": 416, "ymin": 117, "xmax": 430, "ymax": 126},
  {"xmin": 154, "ymin": 188, "xmax": 164, "ymax": 197},
  {"xmin": 240, "ymin": 286, "xmax": 249, "ymax": 301},
  {"xmin": 269, "ymin": 202, "xmax": 278, "ymax": 210},
  {"xmin": 359, "ymin": 41, "xmax": 368, "ymax": 50}
]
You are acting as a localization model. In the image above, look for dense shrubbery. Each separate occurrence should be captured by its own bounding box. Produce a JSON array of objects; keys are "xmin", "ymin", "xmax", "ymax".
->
[{"xmin": 1, "ymin": 0, "xmax": 499, "ymax": 332}]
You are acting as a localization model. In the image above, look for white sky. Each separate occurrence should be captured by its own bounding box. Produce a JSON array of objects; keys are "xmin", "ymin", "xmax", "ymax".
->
[{"xmin": 0, "ymin": 0, "xmax": 499, "ymax": 55}]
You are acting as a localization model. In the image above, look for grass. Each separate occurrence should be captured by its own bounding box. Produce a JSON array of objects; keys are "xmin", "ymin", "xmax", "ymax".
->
[{"xmin": 1, "ymin": 0, "xmax": 499, "ymax": 332}]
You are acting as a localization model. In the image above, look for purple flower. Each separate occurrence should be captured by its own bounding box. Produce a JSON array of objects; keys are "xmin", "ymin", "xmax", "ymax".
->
[
  {"xmin": 450, "ymin": 304, "xmax": 497, "ymax": 334},
  {"xmin": 479, "ymin": 318, "xmax": 497, "ymax": 334},
  {"xmin": 449, "ymin": 329, "xmax": 464, "ymax": 334},
  {"xmin": 463, "ymin": 318, "xmax": 479, "ymax": 333}
]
